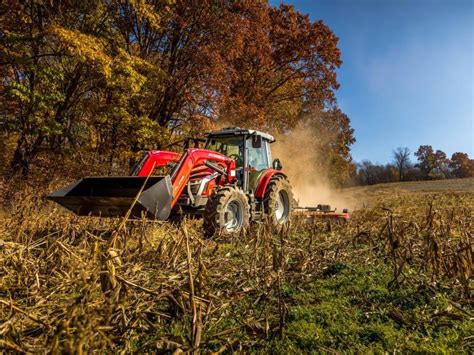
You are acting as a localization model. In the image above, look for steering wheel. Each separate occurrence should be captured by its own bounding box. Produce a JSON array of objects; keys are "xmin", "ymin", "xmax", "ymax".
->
[{"xmin": 228, "ymin": 154, "xmax": 243, "ymax": 167}]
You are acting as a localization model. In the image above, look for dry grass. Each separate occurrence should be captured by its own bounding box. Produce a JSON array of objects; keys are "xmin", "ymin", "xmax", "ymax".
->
[{"xmin": 0, "ymin": 180, "xmax": 473, "ymax": 352}]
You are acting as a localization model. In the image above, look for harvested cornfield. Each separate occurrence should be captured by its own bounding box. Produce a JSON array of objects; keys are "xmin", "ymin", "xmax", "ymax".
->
[{"xmin": 0, "ymin": 181, "xmax": 473, "ymax": 353}]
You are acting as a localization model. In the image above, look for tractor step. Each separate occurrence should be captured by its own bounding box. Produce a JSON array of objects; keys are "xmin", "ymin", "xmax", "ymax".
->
[{"xmin": 47, "ymin": 176, "xmax": 173, "ymax": 220}]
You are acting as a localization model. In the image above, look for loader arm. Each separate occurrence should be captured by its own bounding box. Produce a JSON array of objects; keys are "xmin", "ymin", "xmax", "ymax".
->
[
  {"xmin": 166, "ymin": 148, "xmax": 236, "ymax": 207},
  {"xmin": 133, "ymin": 151, "xmax": 181, "ymax": 177},
  {"xmin": 134, "ymin": 150, "xmax": 235, "ymax": 187},
  {"xmin": 47, "ymin": 148, "xmax": 236, "ymax": 220},
  {"xmin": 131, "ymin": 148, "xmax": 237, "ymax": 208}
]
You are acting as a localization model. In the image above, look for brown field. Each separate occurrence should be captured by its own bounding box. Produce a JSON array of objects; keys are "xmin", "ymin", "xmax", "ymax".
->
[
  {"xmin": 339, "ymin": 177, "xmax": 474, "ymax": 210},
  {"xmin": 0, "ymin": 178, "xmax": 472, "ymax": 353}
]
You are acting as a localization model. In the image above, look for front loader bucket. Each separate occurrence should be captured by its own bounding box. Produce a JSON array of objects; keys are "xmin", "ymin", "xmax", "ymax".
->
[{"xmin": 47, "ymin": 176, "xmax": 173, "ymax": 220}]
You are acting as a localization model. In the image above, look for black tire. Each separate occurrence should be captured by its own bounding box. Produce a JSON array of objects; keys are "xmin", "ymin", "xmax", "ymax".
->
[
  {"xmin": 203, "ymin": 185, "xmax": 250, "ymax": 237},
  {"xmin": 263, "ymin": 175, "xmax": 293, "ymax": 228}
]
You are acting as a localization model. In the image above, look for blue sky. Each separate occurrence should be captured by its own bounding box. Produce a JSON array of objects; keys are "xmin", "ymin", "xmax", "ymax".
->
[{"xmin": 270, "ymin": 0, "xmax": 473, "ymax": 164}]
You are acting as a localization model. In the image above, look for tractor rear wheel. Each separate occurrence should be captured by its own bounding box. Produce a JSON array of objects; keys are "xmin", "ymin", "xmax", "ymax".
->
[
  {"xmin": 203, "ymin": 185, "xmax": 250, "ymax": 237},
  {"xmin": 263, "ymin": 175, "xmax": 293, "ymax": 228}
]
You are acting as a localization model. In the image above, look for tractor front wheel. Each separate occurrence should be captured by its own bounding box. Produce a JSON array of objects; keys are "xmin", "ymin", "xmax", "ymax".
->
[
  {"xmin": 263, "ymin": 176, "xmax": 293, "ymax": 228},
  {"xmin": 203, "ymin": 186, "xmax": 250, "ymax": 237}
]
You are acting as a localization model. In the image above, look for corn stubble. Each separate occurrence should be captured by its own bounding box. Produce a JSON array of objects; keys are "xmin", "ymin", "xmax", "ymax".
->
[{"xmin": 0, "ymin": 189, "xmax": 472, "ymax": 352}]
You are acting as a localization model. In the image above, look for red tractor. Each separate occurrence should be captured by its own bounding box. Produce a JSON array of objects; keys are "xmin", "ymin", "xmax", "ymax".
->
[{"xmin": 48, "ymin": 127, "xmax": 294, "ymax": 236}]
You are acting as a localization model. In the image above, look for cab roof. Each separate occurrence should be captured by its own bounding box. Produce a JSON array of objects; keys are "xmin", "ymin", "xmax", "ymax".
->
[{"xmin": 207, "ymin": 127, "xmax": 275, "ymax": 143}]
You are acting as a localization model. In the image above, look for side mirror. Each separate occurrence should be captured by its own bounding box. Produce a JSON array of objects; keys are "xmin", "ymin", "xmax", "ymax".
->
[
  {"xmin": 251, "ymin": 135, "xmax": 262, "ymax": 149},
  {"xmin": 272, "ymin": 158, "xmax": 282, "ymax": 170}
]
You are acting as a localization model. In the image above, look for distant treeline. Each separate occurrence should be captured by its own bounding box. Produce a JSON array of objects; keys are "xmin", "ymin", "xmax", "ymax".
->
[{"xmin": 349, "ymin": 145, "xmax": 474, "ymax": 186}]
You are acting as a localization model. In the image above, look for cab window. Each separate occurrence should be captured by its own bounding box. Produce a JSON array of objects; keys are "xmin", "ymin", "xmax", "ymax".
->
[
  {"xmin": 247, "ymin": 138, "xmax": 270, "ymax": 171},
  {"xmin": 205, "ymin": 136, "xmax": 244, "ymax": 167}
]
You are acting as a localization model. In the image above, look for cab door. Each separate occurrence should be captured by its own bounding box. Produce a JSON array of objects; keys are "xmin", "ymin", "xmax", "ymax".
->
[{"xmin": 247, "ymin": 137, "xmax": 272, "ymax": 192}]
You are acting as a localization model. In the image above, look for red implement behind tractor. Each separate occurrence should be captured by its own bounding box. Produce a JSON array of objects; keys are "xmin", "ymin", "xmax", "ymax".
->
[
  {"xmin": 294, "ymin": 205, "xmax": 350, "ymax": 223},
  {"xmin": 48, "ymin": 127, "xmax": 349, "ymax": 236}
]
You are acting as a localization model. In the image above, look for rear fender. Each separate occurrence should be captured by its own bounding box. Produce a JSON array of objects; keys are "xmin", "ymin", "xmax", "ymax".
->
[{"xmin": 254, "ymin": 169, "xmax": 286, "ymax": 198}]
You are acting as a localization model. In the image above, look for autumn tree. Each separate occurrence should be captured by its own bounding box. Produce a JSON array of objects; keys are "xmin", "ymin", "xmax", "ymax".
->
[
  {"xmin": 1, "ymin": 0, "xmax": 353, "ymax": 178},
  {"xmin": 1, "ymin": 0, "xmax": 69, "ymax": 174},
  {"xmin": 110, "ymin": 2, "xmax": 344, "ymax": 135},
  {"xmin": 222, "ymin": 4, "xmax": 342, "ymax": 132},
  {"xmin": 449, "ymin": 152, "xmax": 474, "ymax": 178},
  {"xmin": 392, "ymin": 147, "xmax": 411, "ymax": 181},
  {"xmin": 317, "ymin": 109, "xmax": 355, "ymax": 186},
  {"xmin": 109, "ymin": 1, "xmax": 231, "ymax": 138},
  {"xmin": 1, "ymin": 0, "xmax": 167, "ymax": 174},
  {"xmin": 355, "ymin": 161, "xmax": 397, "ymax": 186},
  {"xmin": 415, "ymin": 145, "xmax": 448, "ymax": 179}
]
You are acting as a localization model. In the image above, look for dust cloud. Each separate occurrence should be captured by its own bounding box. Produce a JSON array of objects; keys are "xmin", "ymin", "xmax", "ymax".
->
[{"xmin": 272, "ymin": 124, "xmax": 355, "ymax": 212}]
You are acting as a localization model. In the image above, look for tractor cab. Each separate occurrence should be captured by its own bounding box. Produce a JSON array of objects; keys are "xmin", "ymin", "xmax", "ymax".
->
[{"xmin": 205, "ymin": 127, "xmax": 280, "ymax": 192}]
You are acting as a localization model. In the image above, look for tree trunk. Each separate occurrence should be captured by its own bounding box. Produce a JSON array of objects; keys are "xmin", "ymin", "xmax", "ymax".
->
[
  {"xmin": 9, "ymin": 134, "xmax": 30, "ymax": 176},
  {"xmin": 9, "ymin": 134, "xmax": 44, "ymax": 176}
]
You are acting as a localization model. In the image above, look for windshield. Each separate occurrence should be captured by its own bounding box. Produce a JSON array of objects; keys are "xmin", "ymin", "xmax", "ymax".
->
[{"xmin": 205, "ymin": 136, "xmax": 244, "ymax": 167}]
